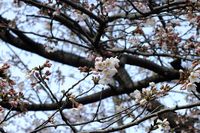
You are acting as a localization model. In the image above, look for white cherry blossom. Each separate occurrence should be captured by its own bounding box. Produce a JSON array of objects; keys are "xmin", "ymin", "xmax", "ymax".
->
[
  {"xmin": 156, "ymin": 118, "xmax": 170, "ymax": 132},
  {"xmin": 131, "ymin": 90, "xmax": 147, "ymax": 105},
  {"xmin": 189, "ymin": 71, "xmax": 200, "ymax": 83},
  {"xmin": 149, "ymin": 82, "xmax": 156, "ymax": 87},
  {"xmin": 93, "ymin": 56, "xmax": 120, "ymax": 85},
  {"xmin": 132, "ymin": 90, "xmax": 142, "ymax": 100},
  {"xmin": 186, "ymin": 82, "xmax": 197, "ymax": 92},
  {"xmin": 139, "ymin": 99, "xmax": 147, "ymax": 105},
  {"xmin": 99, "ymin": 76, "xmax": 115, "ymax": 85},
  {"xmin": 108, "ymin": 57, "xmax": 120, "ymax": 67},
  {"xmin": 102, "ymin": 68, "xmax": 118, "ymax": 78},
  {"xmin": 95, "ymin": 61, "xmax": 106, "ymax": 70},
  {"xmin": 95, "ymin": 57, "xmax": 103, "ymax": 62}
]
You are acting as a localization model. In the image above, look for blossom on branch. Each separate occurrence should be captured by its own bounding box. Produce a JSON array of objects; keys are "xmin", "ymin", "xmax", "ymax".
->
[
  {"xmin": 93, "ymin": 56, "xmax": 120, "ymax": 85},
  {"xmin": 186, "ymin": 83, "xmax": 197, "ymax": 92},
  {"xmin": 189, "ymin": 71, "xmax": 200, "ymax": 83},
  {"xmin": 131, "ymin": 89, "xmax": 147, "ymax": 105},
  {"xmin": 181, "ymin": 61, "xmax": 200, "ymax": 92},
  {"xmin": 156, "ymin": 118, "xmax": 171, "ymax": 132},
  {"xmin": 131, "ymin": 82, "xmax": 171, "ymax": 105}
]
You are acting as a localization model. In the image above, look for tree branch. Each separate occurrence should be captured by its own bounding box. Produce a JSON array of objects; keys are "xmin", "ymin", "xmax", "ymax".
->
[{"xmin": 81, "ymin": 102, "xmax": 200, "ymax": 133}]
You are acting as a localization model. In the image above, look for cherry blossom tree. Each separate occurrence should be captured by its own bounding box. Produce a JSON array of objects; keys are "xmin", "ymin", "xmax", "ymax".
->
[{"xmin": 0, "ymin": 0, "xmax": 199, "ymax": 132}]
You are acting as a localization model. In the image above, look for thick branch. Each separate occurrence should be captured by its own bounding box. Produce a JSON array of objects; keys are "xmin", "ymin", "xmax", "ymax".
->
[
  {"xmin": 0, "ymin": 73, "xmax": 178, "ymax": 111},
  {"xmin": 0, "ymin": 29, "xmax": 93, "ymax": 68},
  {"xmin": 121, "ymin": 54, "xmax": 179, "ymax": 77}
]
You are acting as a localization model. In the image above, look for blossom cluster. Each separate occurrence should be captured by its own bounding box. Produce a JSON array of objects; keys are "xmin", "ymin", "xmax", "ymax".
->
[
  {"xmin": 156, "ymin": 118, "xmax": 171, "ymax": 132},
  {"xmin": 0, "ymin": 63, "xmax": 24, "ymax": 108},
  {"xmin": 101, "ymin": 0, "xmax": 118, "ymax": 14},
  {"xmin": 0, "ymin": 63, "xmax": 10, "ymax": 79},
  {"xmin": 131, "ymin": 89, "xmax": 147, "ymax": 105},
  {"xmin": 153, "ymin": 25, "xmax": 181, "ymax": 52},
  {"xmin": 44, "ymin": 44, "xmax": 57, "ymax": 53},
  {"xmin": 181, "ymin": 61, "xmax": 200, "ymax": 92},
  {"xmin": 92, "ymin": 57, "xmax": 120, "ymax": 85},
  {"xmin": 28, "ymin": 60, "xmax": 52, "ymax": 87},
  {"xmin": 131, "ymin": 82, "xmax": 170, "ymax": 105},
  {"xmin": 0, "ymin": 63, "xmax": 14, "ymax": 88}
]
